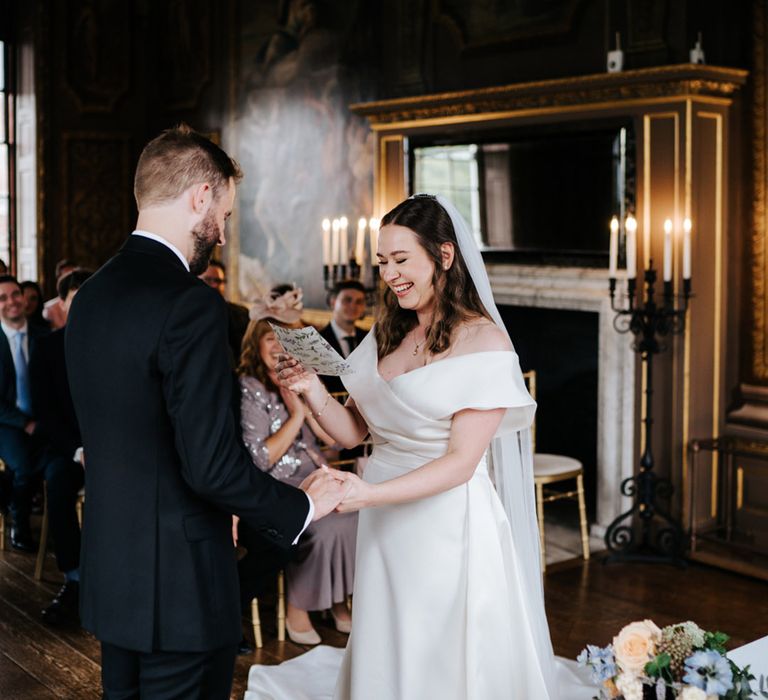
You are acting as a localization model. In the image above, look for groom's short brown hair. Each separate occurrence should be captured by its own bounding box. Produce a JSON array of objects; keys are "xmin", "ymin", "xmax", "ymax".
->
[{"xmin": 134, "ymin": 124, "xmax": 243, "ymax": 209}]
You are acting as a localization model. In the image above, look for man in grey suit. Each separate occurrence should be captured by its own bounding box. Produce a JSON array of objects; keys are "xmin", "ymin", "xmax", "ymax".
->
[{"xmin": 66, "ymin": 125, "xmax": 346, "ymax": 699}]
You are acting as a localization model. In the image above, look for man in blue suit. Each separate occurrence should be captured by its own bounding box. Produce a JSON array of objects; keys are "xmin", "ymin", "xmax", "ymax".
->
[{"xmin": 0, "ymin": 274, "xmax": 50, "ymax": 551}]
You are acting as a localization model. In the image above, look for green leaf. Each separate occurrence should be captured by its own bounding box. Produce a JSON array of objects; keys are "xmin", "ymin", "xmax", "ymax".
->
[
  {"xmin": 704, "ymin": 630, "xmax": 729, "ymax": 654},
  {"xmin": 645, "ymin": 653, "xmax": 671, "ymax": 680}
]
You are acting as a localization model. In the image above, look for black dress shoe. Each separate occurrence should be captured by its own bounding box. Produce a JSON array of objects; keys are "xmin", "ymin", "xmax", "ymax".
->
[
  {"xmin": 10, "ymin": 526, "xmax": 37, "ymax": 553},
  {"xmin": 237, "ymin": 636, "xmax": 255, "ymax": 655},
  {"xmin": 42, "ymin": 580, "xmax": 80, "ymax": 626}
]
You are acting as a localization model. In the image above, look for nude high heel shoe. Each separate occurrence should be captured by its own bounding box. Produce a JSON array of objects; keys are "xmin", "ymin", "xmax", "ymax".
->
[
  {"xmin": 285, "ymin": 619, "xmax": 321, "ymax": 645},
  {"xmin": 331, "ymin": 610, "xmax": 352, "ymax": 634}
]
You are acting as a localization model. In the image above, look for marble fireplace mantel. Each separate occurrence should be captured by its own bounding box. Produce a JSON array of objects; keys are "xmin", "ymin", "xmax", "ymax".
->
[{"xmin": 487, "ymin": 263, "xmax": 636, "ymax": 535}]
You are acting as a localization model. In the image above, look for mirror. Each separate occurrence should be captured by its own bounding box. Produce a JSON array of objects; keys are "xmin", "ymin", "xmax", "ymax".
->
[{"xmin": 410, "ymin": 119, "xmax": 636, "ymax": 264}]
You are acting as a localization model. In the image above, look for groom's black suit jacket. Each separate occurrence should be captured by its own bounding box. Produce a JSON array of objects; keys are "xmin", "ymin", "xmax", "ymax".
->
[{"xmin": 66, "ymin": 235, "xmax": 309, "ymax": 653}]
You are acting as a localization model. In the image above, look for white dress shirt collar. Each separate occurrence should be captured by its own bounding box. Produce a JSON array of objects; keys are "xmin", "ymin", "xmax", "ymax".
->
[
  {"xmin": 1, "ymin": 320, "xmax": 30, "ymax": 360},
  {"xmin": 131, "ymin": 230, "xmax": 190, "ymax": 272},
  {"xmin": 330, "ymin": 319, "xmax": 356, "ymax": 357}
]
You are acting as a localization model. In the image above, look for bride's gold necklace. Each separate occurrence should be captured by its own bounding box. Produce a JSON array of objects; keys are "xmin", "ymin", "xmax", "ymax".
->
[{"xmin": 412, "ymin": 328, "xmax": 427, "ymax": 356}]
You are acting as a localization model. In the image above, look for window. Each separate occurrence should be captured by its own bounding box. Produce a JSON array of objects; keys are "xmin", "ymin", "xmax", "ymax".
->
[{"xmin": 413, "ymin": 145, "xmax": 482, "ymax": 246}]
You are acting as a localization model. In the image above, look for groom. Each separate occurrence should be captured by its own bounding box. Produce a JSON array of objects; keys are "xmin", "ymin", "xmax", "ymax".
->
[{"xmin": 66, "ymin": 125, "xmax": 347, "ymax": 699}]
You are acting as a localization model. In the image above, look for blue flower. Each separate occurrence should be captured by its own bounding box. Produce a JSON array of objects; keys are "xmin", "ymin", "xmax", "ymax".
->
[
  {"xmin": 683, "ymin": 650, "xmax": 734, "ymax": 695},
  {"xmin": 577, "ymin": 645, "xmax": 617, "ymax": 684}
]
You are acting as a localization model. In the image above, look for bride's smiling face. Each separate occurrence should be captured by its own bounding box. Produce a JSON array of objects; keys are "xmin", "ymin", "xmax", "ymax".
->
[{"xmin": 377, "ymin": 224, "xmax": 438, "ymax": 314}]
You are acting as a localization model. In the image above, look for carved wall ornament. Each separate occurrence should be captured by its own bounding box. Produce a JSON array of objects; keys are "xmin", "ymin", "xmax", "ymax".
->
[
  {"xmin": 433, "ymin": 0, "xmax": 588, "ymax": 53},
  {"xmin": 61, "ymin": 133, "xmax": 132, "ymax": 270},
  {"xmin": 160, "ymin": 0, "xmax": 212, "ymax": 111},
  {"xmin": 751, "ymin": 0, "xmax": 768, "ymax": 381},
  {"xmin": 64, "ymin": 0, "xmax": 131, "ymax": 113}
]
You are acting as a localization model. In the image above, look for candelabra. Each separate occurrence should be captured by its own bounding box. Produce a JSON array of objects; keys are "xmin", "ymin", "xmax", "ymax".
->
[
  {"xmin": 321, "ymin": 216, "xmax": 380, "ymax": 302},
  {"xmin": 604, "ymin": 218, "xmax": 693, "ymax": 566}
]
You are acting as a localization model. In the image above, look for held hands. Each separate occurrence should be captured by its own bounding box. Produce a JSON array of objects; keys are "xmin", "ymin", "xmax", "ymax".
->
[
  {"xmin": 300, "ymin": 467, "xmax": 351, "ymax": 521},
  {"xmin": 333, "ymin": 471, "xmax": 372, "ymax": 513},
  {"xmin": 299, "ymin": 467, "xmax": 374, "ymax": 519},
  {"xmin": 275, "ymin": 353, "xmax": 320, "ymax": 395}
]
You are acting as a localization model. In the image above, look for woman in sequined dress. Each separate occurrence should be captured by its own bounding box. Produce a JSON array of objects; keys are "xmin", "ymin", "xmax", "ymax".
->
[{"xmin": 237, "ymin": 318, "xmax": 357, "ymax": 645}]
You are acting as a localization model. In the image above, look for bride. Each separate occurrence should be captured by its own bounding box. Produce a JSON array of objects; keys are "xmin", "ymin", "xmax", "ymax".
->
[{"xmin": 259, "ymin": 194, "xmax": 591, "ymax": 699}]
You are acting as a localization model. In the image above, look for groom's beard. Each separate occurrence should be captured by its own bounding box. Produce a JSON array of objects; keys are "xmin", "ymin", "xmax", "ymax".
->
[{"xmin": 189, "ymin": 211, "xmax": 221, "ymax": 276}]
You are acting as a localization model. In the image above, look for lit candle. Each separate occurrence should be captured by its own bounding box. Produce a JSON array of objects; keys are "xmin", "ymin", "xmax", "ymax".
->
[
  {"xmin": 356, "ymin": 217, "xmax": 367, "ymax": 265},
  {"xmin": 331, "ymin": 218, "xmax": 340, "ymax": 265},
  {"xmin": 682, "ymin": 218, "xmax": 692, "ymax": 279},
  {"xmin": 625, "ymin": 214, "xmax": 637, "ymax": 280},
  {"xmin": 663, "ymin": 218, "xmax": 673, "ymax": 282},
  {"xmin": 339, "ymin": 216, "xmax": 349, "ymax": 265},
  {"xmin": 609, "ymin": 216, "xmax": 619, "ymax": 278},
  {"xmin": 369, "ymin": 217, "xmax": 380, "ymax": 266},
  {"xmin": 322, "ymin": 218, "xmax": 331, "ymax": 266}
]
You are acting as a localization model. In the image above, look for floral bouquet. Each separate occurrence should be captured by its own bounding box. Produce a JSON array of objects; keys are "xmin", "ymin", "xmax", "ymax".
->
[{"xmin": 577, "ymin": 620, "xmax": 768, "ymax": 699}]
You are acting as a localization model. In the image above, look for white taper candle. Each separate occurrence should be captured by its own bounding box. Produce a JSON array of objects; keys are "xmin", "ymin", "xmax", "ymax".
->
[
  {"xmin": 663, "ymin": 218, "xmax": 673, "ymax": 282},
  {"xmin": 625, "ymin": 214, "xmax": 637, "ymax": 280},
  {"xmin": 609, "ymin": 216, "xmax": 619, "ymax": 278}
]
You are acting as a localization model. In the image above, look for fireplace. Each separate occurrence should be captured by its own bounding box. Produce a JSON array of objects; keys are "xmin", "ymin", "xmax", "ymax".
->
[
  {"xmin": 498, "ymin": 304, "xmax": 599, "ymax": 516},
  {"xmin": 490, "ymin": 264, "xmax": 636, "ymax": 536}
]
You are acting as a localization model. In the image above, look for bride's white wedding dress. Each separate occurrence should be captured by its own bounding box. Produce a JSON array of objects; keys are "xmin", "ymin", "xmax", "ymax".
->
[{"xmin": 245, "ymin": 329, "xmax": 594, "ymax": 700}]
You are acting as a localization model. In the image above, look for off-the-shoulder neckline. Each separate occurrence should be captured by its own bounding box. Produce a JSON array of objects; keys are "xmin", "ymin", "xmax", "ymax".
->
[{"xmin": 378, "ymin": 348, "xmax": 517, "ymax": 385}]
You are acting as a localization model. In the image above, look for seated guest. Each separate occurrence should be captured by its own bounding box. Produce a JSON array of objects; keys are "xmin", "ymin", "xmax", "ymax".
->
[
  {"xmin": 20, "ymin": 281, "xmax": 51, "ymax": 333},
  {"xmin": 318, "ymin": 279, "xmax": 367, "ymax": 395},
  {"xmin": 198, "ymin": 259, "xmax": 250, "ymax": 363},
  {"xmin": 42, "ymin": 259, "xmax": 77, "ymax": 330},
  {"xmin": 30, "ymin": 268, "xmax": 92, "ymax": 624},
  {"xmin": 0, "ymin": 275, "xmax": 54, "ymax": 551},
  {"xmin": 237, "ymin": 317, "xmax": 357, "ymax": 644}
]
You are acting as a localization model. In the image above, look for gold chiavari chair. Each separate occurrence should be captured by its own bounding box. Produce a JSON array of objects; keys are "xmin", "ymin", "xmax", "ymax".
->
[
  {"xmin": 0, "ymin": 459, "xmax": 6, "ymax": 551},
  {"xmin": 35, "ymin": 484, "xmax": 85, "ymax": 580}
]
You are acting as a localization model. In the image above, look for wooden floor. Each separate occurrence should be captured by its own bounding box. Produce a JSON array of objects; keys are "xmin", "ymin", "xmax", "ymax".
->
[{"xmin": 2, "ymin": 541, "xmax": 767, "ymax": 699}]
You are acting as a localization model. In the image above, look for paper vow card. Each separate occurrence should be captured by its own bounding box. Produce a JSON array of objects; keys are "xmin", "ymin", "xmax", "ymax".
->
[{"xmin": 269, "ymin": 324, "xmax": 353, "ymax": 376}]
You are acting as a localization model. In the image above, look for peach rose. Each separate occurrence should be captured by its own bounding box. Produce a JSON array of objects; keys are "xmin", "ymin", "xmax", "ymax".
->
[{"xmin": 612, "ymin": 619, "xmax": 662, "ymax": 676}]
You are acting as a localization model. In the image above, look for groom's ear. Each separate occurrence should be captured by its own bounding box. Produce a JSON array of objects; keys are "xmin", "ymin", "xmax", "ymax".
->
[
  {"xmin": 440, "ymin": 242, "xmax": 455, "ymax": 271},
  {"xmin": 189, "ymin": 182, "xmax": 213, "ymax": 214}
]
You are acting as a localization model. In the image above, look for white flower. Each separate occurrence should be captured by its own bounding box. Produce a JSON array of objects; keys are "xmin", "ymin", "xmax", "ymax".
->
[
  {"xmin": 615, "ymin": 673, "xmax": 643, "ymax": 700},
  {"xmin": 679, "ymin": 687, "xmax": 717, "ymax": 700},
  {"xmin": 680, "ymin": 687, "xmax": 707, "ymax": 700}
]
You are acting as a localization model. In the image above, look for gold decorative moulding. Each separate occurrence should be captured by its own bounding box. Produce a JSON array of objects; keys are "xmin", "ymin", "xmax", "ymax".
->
[{"xmin": 350, "ymin": 64, "xmax": 748, "ymax": 128}]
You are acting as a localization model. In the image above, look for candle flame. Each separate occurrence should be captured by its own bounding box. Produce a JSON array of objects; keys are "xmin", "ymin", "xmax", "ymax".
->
[
  {"xmin": 625, "ymin": 214, "xmax": 637, "ymax": 233},
  {"xmin": 332, "ymin": 218, "xmax": 339, "ymax": 231},
  {"xmin": 339, "ymin": 216, "xmax": 348, "ymax": 228},
  {"xmin": 322, "ymin": 218, "xmax": 330, "ymax": 231},
  {"xmin": 369, "ymin": 217, "xmax": 380, "ymax": 230},
  {"xmin": 358, "ymin": 217, "xmax": 367, "ymax": 229},
  {"xmin": 683, "ymin": 218, "xmax": 692, "ymax": 233},
  {"xmin": 664, "ymin": 218, "xmax": 673, "ymax": 234},
  {"xmin": 610, "ymin": 216, "xmax": 619, "ymax": 233}
]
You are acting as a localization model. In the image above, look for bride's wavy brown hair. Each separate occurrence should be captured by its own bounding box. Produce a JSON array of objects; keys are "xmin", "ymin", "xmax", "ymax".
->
[{"xmin": 375, "ymin": 195, "xmax": 491, "ymax": 359}]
